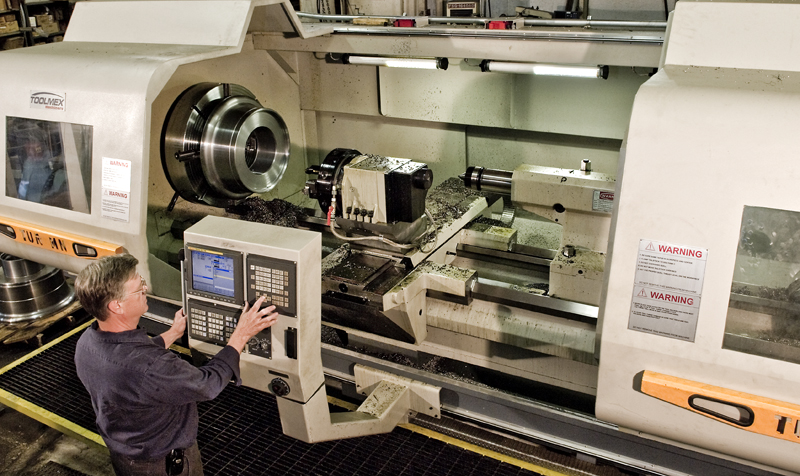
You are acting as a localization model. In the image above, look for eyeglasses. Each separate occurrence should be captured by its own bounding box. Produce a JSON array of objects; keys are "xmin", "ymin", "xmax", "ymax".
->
[{"xmin": 121, "ymin": 275, "xmax": 147, "ymax": 299}]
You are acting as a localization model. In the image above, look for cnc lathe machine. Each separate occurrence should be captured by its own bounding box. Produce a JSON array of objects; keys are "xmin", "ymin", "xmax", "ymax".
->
[{"xmin": 1, "ymin": 0, "xmax": 800, "ymax": 474}]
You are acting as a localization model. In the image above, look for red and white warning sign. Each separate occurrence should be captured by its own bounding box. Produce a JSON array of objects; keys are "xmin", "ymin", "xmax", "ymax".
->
[
  {"xmin": 592, "ymin": 190, "xmax": 614, "ymax": 213},
  {"xmin": 628, "ymin": 239, "xmax": 707, "ymax": 342},
  {"xmin": 101, "ymin": 157, "xmax": 131, "ymax": 223}
]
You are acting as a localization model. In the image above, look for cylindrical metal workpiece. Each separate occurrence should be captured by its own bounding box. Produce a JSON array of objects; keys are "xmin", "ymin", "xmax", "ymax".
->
[
  {"xmin": 0, "ymin": 254, "xmax": 74, "ymax": 323},
  {"xmin": 1, "ymin": 254, "xmax": 44, "ymax": 279},
  {"xmin": 460, "ymin": 166, "xmax": 513, "ymax": 193}
]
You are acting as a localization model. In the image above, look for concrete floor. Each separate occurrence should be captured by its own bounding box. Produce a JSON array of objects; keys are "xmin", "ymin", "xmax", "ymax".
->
[{"xmin": 0, "ymin": 403, "xmax": 112, "ymax": 476}]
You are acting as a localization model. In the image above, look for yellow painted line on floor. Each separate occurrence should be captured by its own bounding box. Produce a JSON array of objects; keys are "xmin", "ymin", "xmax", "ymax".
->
[
  {"xmin": 326, "ymin": 396, "xmax": 568, "ymax": 476},
  {"xmin": 0, "ymin": 387, "xmax": 106, "ymax": 449},
  {"xmin": 0, "ymin": 320, "xmax": 91, "ymax": 375},
  {"xmin": 0, "ymin": 320, "xmax": 107, "ymax": 450},
  {"xmin": 0, "ymin": 319, "xmax": 192, "ymax": 451},
  {"xmin": 1, "ymin": 327, "xmax": 568, "ymax": 475},
  {"xmin": 0, "ymin": 319, "xmax": 191, "ymax": 447}
]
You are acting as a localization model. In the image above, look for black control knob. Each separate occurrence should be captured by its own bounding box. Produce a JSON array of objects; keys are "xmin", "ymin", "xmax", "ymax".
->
[
  {"xmin": 247, "ymin": 337, "xmax": 270, "ymax": 352},
  {"xmin": 270, "ymin": 378, "xmax": 290, "ymax": 397}
]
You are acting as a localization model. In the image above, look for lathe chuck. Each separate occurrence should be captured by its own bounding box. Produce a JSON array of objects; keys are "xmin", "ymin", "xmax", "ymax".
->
[{"xmin": 161, "ymin": 83, "xmax": 290, "ymax": 207}]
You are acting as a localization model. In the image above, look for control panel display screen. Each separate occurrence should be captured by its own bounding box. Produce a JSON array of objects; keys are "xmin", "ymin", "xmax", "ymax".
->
[
  {"xmin": 192, "ymin": 250, "xmax": 236, "ymax": 297},
  {"xmin": 185, "ymin": 244, "xmax": 243, "ymax": 304}
]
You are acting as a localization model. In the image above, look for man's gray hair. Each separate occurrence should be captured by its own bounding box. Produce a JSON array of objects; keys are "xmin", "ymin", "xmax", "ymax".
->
[{"xmin": 75, "ymin": 254, "xmax": 139, "ymax": 321}]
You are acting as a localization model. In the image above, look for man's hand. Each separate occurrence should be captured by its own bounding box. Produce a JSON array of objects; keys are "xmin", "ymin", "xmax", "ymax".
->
[
  {"xmin": 228, "ymin": 296, "xmax": 279, "ymax": 353},
  {"xmin": 161, "ymin": 308, "xmax": 187, "ymax": 349}
]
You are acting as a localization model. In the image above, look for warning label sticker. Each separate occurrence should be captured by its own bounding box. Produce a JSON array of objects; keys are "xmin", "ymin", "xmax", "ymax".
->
[
  {"xmin": 628, "ymin": 239, "xmax": 707, "ymax": 342},
  {"xmin": 101, "ymin": 157, "xmax": 131, "ymax": 223},
  {"xmin": 592, "ymin": 190, "xmax": 614, "ymax": 213}
]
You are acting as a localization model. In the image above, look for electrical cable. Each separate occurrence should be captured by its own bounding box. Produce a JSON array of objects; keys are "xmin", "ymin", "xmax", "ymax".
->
[
  {"xmin": 417, "ymin": 208, "xmax": 439, "ymax": 253},
  {"xmin": 327, "ymin": 181, "xmax": 415, "ymax": 250},
  {"xmin": 328, "ymin": 217, "xmax": 415, "ymax": 249}
]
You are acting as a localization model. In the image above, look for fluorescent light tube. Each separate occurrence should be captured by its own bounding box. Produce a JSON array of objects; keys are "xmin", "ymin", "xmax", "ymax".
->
[
  {"xmin": 344, "ymin": 55, "xmax": 448, "ymax": 70},
  {"xmin": 480, "ymin": 61, "xmax": 608, "ymax": 79}
]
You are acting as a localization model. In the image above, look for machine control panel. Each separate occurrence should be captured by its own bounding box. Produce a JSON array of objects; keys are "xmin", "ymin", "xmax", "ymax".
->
[
  {"xmin": 182, "ymin": 216, "xmax": 322, "ymax": 403},
  {"xmin": 187, "ymin": 299, "xmax": 239, "ymax": 344},
  {"xmin": 246, "ymin": 332, "xmax": 272, "ymax": 359},
  {"xmin": 185, "ymin": 246, "xmax": 295, "ymax": 355},
  {"xmin": 185, "ymin": 245, "xmax": 243, "ymax": 305},
  {"xmin": 247, "ymin": 254, "xmax": 296, "ymax": 317},
  {"xmin": 187, "ymin": 298, "xmax": 271, "ymax": 357},
  {"xmin": 187, "ymin": 298, "xmax": 273, "ymax": 357}
]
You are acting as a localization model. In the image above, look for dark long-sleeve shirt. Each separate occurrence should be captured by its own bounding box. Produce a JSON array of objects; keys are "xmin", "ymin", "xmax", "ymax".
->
[{"xmin": 74, "ymin": 321, "xmax": 241, "ymax": 459}]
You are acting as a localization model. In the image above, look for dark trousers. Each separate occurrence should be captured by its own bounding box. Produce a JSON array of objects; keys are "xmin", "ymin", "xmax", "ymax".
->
[{"xmin": 109, "ymin": 441, "xmax": 203, "ymax": 476}]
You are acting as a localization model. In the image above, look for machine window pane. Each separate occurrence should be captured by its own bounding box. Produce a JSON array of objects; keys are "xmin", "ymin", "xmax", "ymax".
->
[
  {"xmin": 724, "ymin": 206, "xmax": 800, "ymax": 363},
  {"xmin": 5, "ymin": 117, "xmax": 92, "ymax": 213}
]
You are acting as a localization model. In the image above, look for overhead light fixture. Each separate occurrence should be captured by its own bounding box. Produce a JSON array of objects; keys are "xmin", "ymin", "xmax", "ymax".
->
[
  {"xmin": 342, "ymin": 54, "xmax": 449, "ymax": 70},
  {"xmin": 480, "ymin": 60, "xmax": 608, "ymax": 79}
]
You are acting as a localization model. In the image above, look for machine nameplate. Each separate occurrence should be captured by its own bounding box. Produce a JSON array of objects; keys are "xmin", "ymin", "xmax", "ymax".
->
[
  {"xmin": 29, "ymin": 91, "xmax": 65, "ymax": 111},
  {"xmin": 628, "ymin": 239, "xmax": 707, "ymax": 342}
]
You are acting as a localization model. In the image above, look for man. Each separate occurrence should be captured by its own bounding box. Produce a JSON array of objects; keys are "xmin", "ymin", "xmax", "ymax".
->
[
  {"xmin": 74, "ymin": 254, "xmax": 278, "ymax": 476},
  {"xmin": 16, "ymin": 126, "xmax": 68, "ymax": 206}
]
